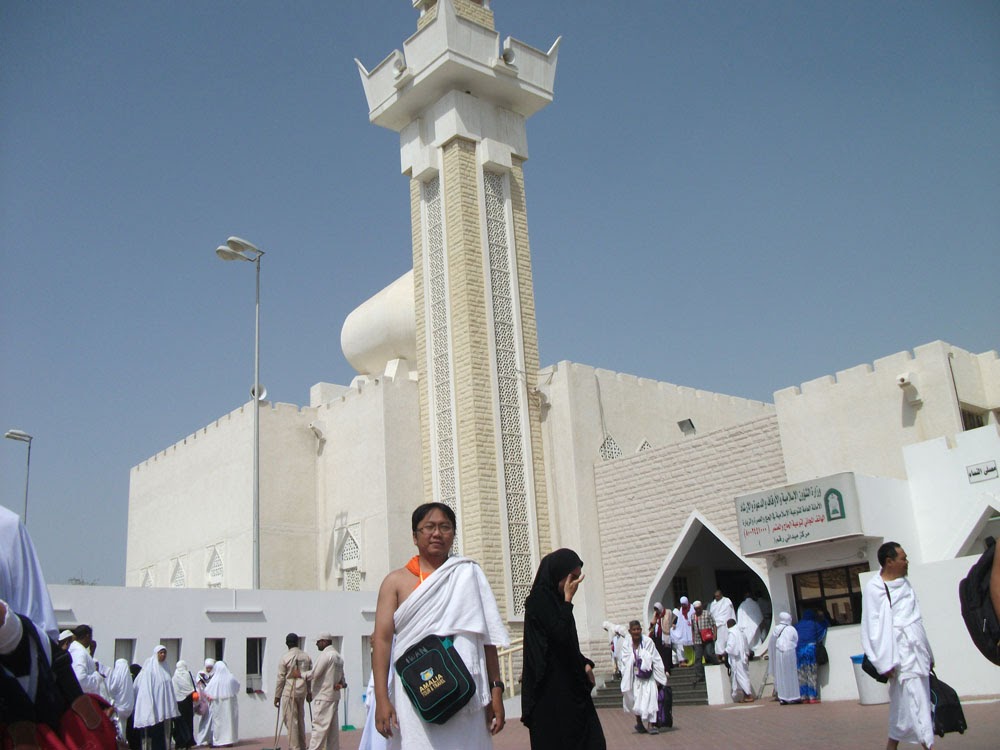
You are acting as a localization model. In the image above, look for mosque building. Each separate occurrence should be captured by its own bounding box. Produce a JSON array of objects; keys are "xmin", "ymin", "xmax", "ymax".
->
[{"xmin": 123, "ymin": 0, "xmax": 999, "ymax": 709}]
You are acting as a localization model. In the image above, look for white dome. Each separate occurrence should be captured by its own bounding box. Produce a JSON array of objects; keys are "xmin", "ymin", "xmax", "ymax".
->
[{"xmin": 341, "ymin": 270, "xmax": 416, "ymax": 375}]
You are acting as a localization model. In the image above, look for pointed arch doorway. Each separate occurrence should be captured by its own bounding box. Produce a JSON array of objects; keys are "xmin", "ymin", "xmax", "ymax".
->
[{"xmin": 645, "ymin": 513, "xmax": 771, "ymax": 629}]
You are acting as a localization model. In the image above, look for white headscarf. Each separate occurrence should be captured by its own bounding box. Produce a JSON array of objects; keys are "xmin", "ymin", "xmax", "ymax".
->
[
  {"xmin": 203, "ymin": 659, "xmax": 239, "ymax": 700},
  {"xmin": 107, "ymin": 658, "xmax": 136, "ymax": 718},
  {"xmin": 172, "ymin": 660, "xmax": 196, "ymax": 701},
  {"xmin": 133, "ymin": 646, "xmax": 180, "ymax": 728},
  {"xmin": 775, "ymin": 612, "xmax": 799, "ymax": 653}
]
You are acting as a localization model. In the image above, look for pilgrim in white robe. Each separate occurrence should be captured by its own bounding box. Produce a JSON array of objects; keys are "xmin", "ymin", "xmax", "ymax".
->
[
  {"xmin": 768, "ymin": 613, "xmax": 799, "ymax": 703},
  {"xmin": 195, "ymin": 663, "xmax": 214, "ymax": 746},
  {"xmin": 618, "ymin": 634, "xmax": 667, "ymax": 724},
  {"xmin": 0, "ymin": 505, "xmax": 58, "ymax": 640},
  {"xmin": 736, "ymin": 596, "xmax": 765, "ymax": 653},
  {"xmin": 107, "ymin": 658, "xmax": 137, "ymax": 738},
  {"xmin": 69, "ymin": 640, "xmax": 106, "ymax": 696},
  {"xmin": 602, "ymin": 620, "xmax": 627, "ymax": 673},
  {"xmin": 386, "ymin": 556, "xmax": 509, "ymax": 750},
  {"xmin": 672, "ymin": 598, "xmax": 695, "ymax": 665},
  {"xmin": 724, "ymin": 627, "xmax": 752, "ymax": 700},
  {"xmin": 709, "ymin": 596, "xmax": 736, "ymax": 651},
  {"xmin": 204, "ymin": 659, "xmax": 239, "ymax": 746},
  {"xmin": 861, "ymin": 575, "xmax": 935, "ymax": 748},
  {"xmin": 134, "ymin": 646, "xmax": 181, "ymax": 750}
]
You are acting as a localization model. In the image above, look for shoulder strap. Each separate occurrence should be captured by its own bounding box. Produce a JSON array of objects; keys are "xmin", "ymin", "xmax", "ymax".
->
[{"xmin": 883, "ymin": 581, "xmax": 891, "ymax": 606}]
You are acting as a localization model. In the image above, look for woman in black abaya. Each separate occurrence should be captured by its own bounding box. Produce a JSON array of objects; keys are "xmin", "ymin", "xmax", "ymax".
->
[{"xmin": 521, "ymin": 549, "xmax": 607, "ymax": 749}]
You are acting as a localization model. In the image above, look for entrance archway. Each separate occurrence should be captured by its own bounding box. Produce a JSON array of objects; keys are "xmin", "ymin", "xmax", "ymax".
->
[{"xmin": 644, "ymin": 512, "xmax": 772, "ymax": 644}]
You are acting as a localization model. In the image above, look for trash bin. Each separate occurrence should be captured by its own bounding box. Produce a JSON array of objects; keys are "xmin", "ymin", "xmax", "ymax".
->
[{"xmin": 851, "ymin": 655, "xmax": 890, "ymax": 705}]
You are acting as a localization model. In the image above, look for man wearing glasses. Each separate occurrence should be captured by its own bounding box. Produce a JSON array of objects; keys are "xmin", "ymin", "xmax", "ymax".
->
[{"xmin": 369, "ymin": 502, "xmax": 509, "ymax": 749}]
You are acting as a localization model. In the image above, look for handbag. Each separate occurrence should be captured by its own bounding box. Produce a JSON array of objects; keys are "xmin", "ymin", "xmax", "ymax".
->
[
  {"xmin": 699, "ymin": 628, "xmax": 715, "ymax": 643},
  {"xmin": 394, "ymin": 634, "xmax": 476, "ymax": 725},
  {"xmin": 815, "ymin": 642, "xmax": 829, "ymax": 665}
]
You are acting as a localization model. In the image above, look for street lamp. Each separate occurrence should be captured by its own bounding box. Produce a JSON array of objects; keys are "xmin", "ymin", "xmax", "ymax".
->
[
  {"xmin": 215, "ymin": 236, "xmax": 265, "ymax": 589},
  {"xmin": 4, "ymin": 429, "xmax": 33, "ymax": 525}
]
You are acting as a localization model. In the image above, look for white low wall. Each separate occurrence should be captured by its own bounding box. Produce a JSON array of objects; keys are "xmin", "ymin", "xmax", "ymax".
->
[{"xmin": 48, "ymin": 585, "xmax": 377, "ymax": 739}]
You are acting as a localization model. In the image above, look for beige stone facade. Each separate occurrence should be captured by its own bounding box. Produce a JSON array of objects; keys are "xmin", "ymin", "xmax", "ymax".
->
[{"xmin": 592, "ymin": 415, "xmax": 786, "ymax": 654}]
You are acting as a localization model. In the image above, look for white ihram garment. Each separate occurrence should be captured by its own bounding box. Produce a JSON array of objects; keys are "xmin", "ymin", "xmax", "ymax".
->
[
  {"xmin": 709, "ymin": 597, "xmax": 736, "ymax": 651},
  {"xmin": 725, "ymin": 628, "xmax": 752, "ymax": 699},
  {"xmin": 387, "ymin": 556, "xmax": 509, "ymax": 750},
  {"xmin": 618, "ymin": 635, "xmax": 666, "ymax": 723},
  {"xmin": 861, "ymin": 575, "xmax": 934, "ymax": 748},
  {"xmin": 736, "ymin": 597, "xmax": 765, "ymax": 653}
]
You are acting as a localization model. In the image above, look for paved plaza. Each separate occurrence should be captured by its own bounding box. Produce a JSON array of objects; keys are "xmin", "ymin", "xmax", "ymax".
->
[{"xmin": 243, "ymin": 695, "xmax": 1000, "ymax": 750}]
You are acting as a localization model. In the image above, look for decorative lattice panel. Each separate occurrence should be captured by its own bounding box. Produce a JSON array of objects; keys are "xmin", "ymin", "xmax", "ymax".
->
[
  {"xmin": 340, "ymin": 530, "xmax": 360, "ymax": 568},
  {"xmin": 170, "ymin": 560, "xmax": 186, "ymax": 588},
  {"xmin": 599, "ymin": 435, "xmax": 623, "ymax": 461},
  {"xmin": 423, "ymin": 177, "xmax": 460, "ymax": 543},
  {"xmin": 141, "ymin": 569, "xmax": 154, "ymax": 588},
  {"xmin": 638, "ymin": 440, "xmax": 653, "ymax": 453},
  {"xmin": 207, "ymin": 546, "xmax": 224, "ymax": 587},
  {"xmin": 344, "ymin": 568, "xmax": 362, "ymax": 592},
  {"xmin": 483, "ymin": 171, "xmax": 533, "ymax": 615}
]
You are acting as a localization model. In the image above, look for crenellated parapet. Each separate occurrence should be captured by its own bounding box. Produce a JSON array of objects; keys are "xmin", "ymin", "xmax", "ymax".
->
[
  {"xmin": 774, "ymin": 341, "xmax": 999, "ymax": 482},
  {"xmin": 775, "ymin": 341, "xmax": 998, "ymax": 407},
  {"xmin": 132, "ymin": 401, "xmax": 318, "ymax": 472}
]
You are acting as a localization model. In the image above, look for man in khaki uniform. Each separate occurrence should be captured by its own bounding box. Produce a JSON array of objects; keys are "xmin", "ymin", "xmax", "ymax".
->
[
  {"xmin": 301, "ymin": 633, "xmax": 345, "ymax": 750},
  {"xmin": 274, "ymin": 633, "xmax": 313, "ymax": 750}
]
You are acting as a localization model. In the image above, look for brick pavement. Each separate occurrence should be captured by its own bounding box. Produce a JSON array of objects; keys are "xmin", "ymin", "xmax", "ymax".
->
[{"xmin": 241, "ymin": 695, "xmax": 1000, "ymax": 749}]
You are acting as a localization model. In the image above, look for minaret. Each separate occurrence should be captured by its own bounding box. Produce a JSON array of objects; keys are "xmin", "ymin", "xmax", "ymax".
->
[{"xmin": 357, "ymin": 0, "xmax": 559, "ymax": 617}]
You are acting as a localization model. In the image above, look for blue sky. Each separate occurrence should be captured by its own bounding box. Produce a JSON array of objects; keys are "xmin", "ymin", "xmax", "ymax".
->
[{"xmin": 2, "ymin": 1, "xmax": 997, "ymax": 586}]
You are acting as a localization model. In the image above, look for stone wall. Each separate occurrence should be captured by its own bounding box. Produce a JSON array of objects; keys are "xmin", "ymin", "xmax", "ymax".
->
[{"xmin": 592, "ymin": 415, "xmax": 786, "ymax": 655}]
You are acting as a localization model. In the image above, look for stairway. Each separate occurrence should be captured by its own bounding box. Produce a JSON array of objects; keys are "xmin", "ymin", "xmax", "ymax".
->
[{"xmin": 593, "ymin": 665, "xmax": 708, "ymax": 708}]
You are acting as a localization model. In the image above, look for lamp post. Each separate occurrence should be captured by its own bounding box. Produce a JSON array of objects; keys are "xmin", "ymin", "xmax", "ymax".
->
[
  {"xmin": 215, "ymin": 237, "xmax": 265, "ymax": 589},
  {"xmin": 4, "ymin": 429, "xmax": 33, "ymax": 525}
]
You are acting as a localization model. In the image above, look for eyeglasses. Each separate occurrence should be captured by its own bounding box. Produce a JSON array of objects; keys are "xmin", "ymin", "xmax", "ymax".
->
[{"xmin": 416, "ymin": 523, "xmax": 455, "ymax": 536}]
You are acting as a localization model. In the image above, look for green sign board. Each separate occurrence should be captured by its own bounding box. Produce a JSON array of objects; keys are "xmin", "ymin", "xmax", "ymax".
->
[{"xmin": 735, "ymin": 472, "xmax": 863, "ymax": 556}]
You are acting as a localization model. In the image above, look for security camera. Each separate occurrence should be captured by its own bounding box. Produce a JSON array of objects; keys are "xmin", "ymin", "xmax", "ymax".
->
[
  {"xmin": 896, "ymin": 373, "xmax": 913, "ymax": 388},
  {"xmin": 309, "ymin": 421, "xmax": 326, "ymax": 441}
]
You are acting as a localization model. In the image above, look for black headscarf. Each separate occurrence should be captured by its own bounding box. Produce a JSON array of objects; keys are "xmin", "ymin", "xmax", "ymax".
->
[{"xmin": 528, "ymin": 548, "xmax": 584, "ymax": 597}]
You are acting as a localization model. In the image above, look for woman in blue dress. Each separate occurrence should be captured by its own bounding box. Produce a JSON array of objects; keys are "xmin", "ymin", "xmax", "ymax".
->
[{"xmin": 794, "ymin": 609, "xmax": 828, "ymax": 703}]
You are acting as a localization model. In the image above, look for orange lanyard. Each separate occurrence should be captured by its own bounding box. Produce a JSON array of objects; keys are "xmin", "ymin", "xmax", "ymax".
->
[{"xmin": 405, "ymin": 556, "xmax": 426, "ymax": 588}]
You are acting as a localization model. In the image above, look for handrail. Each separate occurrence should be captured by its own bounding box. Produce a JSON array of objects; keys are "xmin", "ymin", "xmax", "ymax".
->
[{"xmin": 497, "ymin": 637, "xmax": 524, "ymax": 697}]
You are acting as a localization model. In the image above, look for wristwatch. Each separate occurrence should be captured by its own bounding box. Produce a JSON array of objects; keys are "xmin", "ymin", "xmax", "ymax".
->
[{"xmin": 489, "ymin": 679, "xmax": 505, "ymax": 691}]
